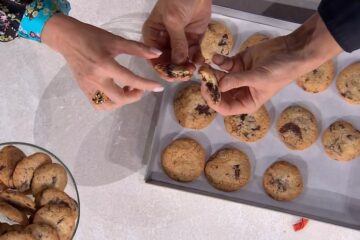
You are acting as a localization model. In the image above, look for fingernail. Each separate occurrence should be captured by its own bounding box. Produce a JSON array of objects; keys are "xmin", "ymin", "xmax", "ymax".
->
[
  {"xmin": 149, "ymin": 47, "xmax": 163, "ymax": 56},
  {"xmin": 153, "ymin": 87, "xmax": 164, "ymax": 92}
]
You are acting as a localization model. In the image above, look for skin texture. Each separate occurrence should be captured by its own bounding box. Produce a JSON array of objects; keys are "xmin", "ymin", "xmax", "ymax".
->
[
  {"xmin": 42, "ymin": 14, "xmax": 164, "ymax": 111},
  {"xmin": 201, "ymin": 13, "xmax": 343, "ymax": 115},
  {"xmin": 142, "ymin": 0, "xmax": 211, "ymax": 67}
]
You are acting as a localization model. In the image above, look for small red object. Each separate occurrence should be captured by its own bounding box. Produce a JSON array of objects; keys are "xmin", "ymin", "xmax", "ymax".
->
[{"xmin": 293, "ymin": 218, "xmax": 309, "ymax": 232}]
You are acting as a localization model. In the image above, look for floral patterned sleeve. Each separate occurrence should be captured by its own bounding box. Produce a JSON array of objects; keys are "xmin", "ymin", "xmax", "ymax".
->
[
  {"xmin": 0, "ymin": 0, "xmax": 30, "ymax": 42},
  {"xmin": 0, "ymin": 0, "xmax": 70, "ymax": 42}
]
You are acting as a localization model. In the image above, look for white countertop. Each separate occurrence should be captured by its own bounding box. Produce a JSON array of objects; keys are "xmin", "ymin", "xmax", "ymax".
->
[{"xmin": 0, "ymin": 0, "xmax": 359, "ymax": 239}]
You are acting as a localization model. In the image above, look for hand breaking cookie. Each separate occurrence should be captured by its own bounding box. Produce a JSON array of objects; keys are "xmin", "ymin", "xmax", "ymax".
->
[
  {"xmin": 198, "ymin": 65, "xmax": 223, "ymax": 105},
  {"xmin": 154, "ymin": 63, "xmax": 195, "ymax": 81}
]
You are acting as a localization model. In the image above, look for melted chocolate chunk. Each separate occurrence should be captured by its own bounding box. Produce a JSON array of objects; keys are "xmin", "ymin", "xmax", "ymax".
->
[
  {"xmin": 240, "ymin": 114, "xmax": 248, "ymax": 121},
  {"xmin": 232, "ymin": 165, "xmax": 240, "ymax": 180},
  {"xmin": 312, "ymin": 69, "xmax": 318, "ymax": 74},
  {"xmin": 279, "ymin": 122, "xmax": 302, "ymax": 139},
  {"xmin": 270, "ymin": 178, "xmax": 287, "ymax": 192},
  {"xmin": 195, "ymin": 104, "xmax": 212, "ymax": 116},
  {"xmin": 251, "ymin": 126, "xmax": 261, "ymax": 131},
  {"xmin": 206, "ymin": 82, "xmax": 221, "ymax": 103},
  {"xmin": 218, "ymin": 34, "xmax": 228, "ymax": 46}
]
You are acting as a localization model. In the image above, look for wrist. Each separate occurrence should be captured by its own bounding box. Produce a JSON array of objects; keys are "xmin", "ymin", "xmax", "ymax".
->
[{"xmin": 285, "ymin": 13, "xmax": 342, "ymax": 68}]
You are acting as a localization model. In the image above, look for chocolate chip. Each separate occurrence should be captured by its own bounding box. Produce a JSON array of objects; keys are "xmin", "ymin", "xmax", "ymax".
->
[
  {"xmin": 279, "ymin": 122, "xmax": 302, "ymax": 139},
  {"xmin": 206, "ymin": 82, "xmax": 221, "ymax": 104},
  {"xmin": 52, "ymin": 176, "xmax": 57, "ymax": 185},
  {"xmin": 240, "ymin": 114, "xmax": 248, "ymax": 121},
  {"xmin": 195, "ymin": 104, "xmax": 212, "ymax": 116},
  {"xmin": 218, "ymin": 34, "xmax": 228, "ymax": 46},
  {"xmin": 251, "ymin": 126, "xmax": 261, "ymax": 131},
  {"xmin": 0, "ymin": 166, "xmax": 5, "ymax": 171},
  {"xmin": 347, "ymin": 134, "xmax": 355, "ymax": 140},
  {"xmin": 312, "ymin": 69, "xmax": 318, "ymax": 74},
  {"xmin": 272, "ymin": 178, "xmax": 287, "ymax": 192},
  {"xmin": 232, "ymin": 165, "xmax": 240, "ymax": 180}
]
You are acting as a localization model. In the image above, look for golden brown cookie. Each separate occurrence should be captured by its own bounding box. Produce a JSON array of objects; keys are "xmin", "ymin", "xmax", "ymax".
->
[
  {"xmin": 36, "ymin": 188, "xmax": 78, "ymax": 215},
  {"xmin": 0, "ymin": 146, "xmax": 26, "ymax": 187},
  {"xmin": 0, "ymin": 190, "xmax": 35, "ymax": 212},
  {"xmin": 239, "ymin": 33, "xmax": 270, "ymax": 52},
  {"xmin": 322, "ymin": 120, "xmax": 360, "ymax": 161},
  {"xmin": 13, "ymin": 152, "xmax": 52, "ymax": 192},
  {"xmin": 33, "ymin": 204, "xmax": 76, "ymax": 240},
  {"xmin": 200, "ymin": 21, "xmax": 234, "ymax": 63},
  {"xmin": 25, "ymin": 223, "xmax": 60, "ymax": 240},
  {"xmin": 154, "ymin": 63, "xmax": 194, "ymax": 81},
  {"xmin": 174, "ymin": 83, "xmax": 217, "ymax": 130},
  {"xmin": 205, "ymin": 148, "xmax": 251, "ymax": 192},
  {"xmin": 224, "ymin": 105, "xmax": 271, "ymax": 142},
  {"xmin": 296, "ymin": 60, "xmax": 334, "ymax": 93},
  {"xmin": 0, "ymin": 231, "xmax": 35, "ymax": 240},
  {"xmin": 277, "ymin": 106, "xmax": 319, "ymax": 150},
  {"xmin": 0, "ymin": 223, "xmax": 23, "ymax": 235},
  {"xmin": 31, "ymin": 163, "xmax": 68, "ymax": 196},
  {"xmin": 198, "ymin": 65, "xmax": 221, "ymax": 104},
  {"xmin": 336, "ymin": 62, "xmax": 360, "ymax": 104},
  {"xmin": 263, "ymin": 161, "xmax": 303, "ymax": 201},
  {"xmin": 0, "ymin": 201, "xmax": 28, "ymax": 225},
  {"xmin": 161, "ymin": 138, "xmax": 205, "ymax": 182}
]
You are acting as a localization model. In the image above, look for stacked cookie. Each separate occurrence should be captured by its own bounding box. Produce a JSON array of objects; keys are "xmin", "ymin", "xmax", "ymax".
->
[{"xmin": 0, "ymin": 145, "xmax": 78, "ymax": 240}]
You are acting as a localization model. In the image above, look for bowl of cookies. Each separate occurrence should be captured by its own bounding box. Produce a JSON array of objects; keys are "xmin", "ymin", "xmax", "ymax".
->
[{"xmin": 0, "ymin": 142, "xmax": 79, "ymax": 240}]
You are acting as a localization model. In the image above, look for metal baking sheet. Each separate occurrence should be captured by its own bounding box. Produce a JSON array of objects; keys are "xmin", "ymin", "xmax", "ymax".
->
[{"xmin": 145, "ymin": 6, "xmax": 360, "ymax": 230}]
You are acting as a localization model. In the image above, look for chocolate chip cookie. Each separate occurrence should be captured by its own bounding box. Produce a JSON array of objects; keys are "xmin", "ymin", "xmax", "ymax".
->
[
  {"xmin": 0, "ymin": 223, "xmax": 23, "ymax": 235},
  {"xmin": 239, "ymin": 33, "xmax": 270, "ymax": 52},
  {"xmin": 263, "ymin": 161, "xmax": 303, "ymax": 201},
  {"xmin": 161, "ymin": 138, "xmax": 205, "ymax": 182},
  {"xmin": 198, "ymin": 65, "xmax": 221, "ymax": 104},
  {"xmin": 0, "ymin": 190, "xmax": 36, "ymax": 212},
  {"xmin": 36, "ymin": 188, "xmax": 78, "ymax": 215},
  {"xmin": 154, "ymin": 63, "xmax": 194, "ymax": 81},
  {"xmin": 296, "ymin": 60, "xmax": 335, "ymax": 93},
  {"xmin": 31, "ymin": 163, "xmax": 68, "ymax": 196},
  {"xmin": 174, "ymin": 83, "xmax": 217, "ymax": 129},
  {"xmin": 224, "ymin": 105, "xmax": 271, "ymax": 142},
  {"xmin": 0, "ymin": 146, "xmax": 26, "ymax": 187},
  {"xmin": 205, "ymin": 148, "xmax": 251, "ymax": 192},
  {"xmin": 277, "ymin": 106, "xmax": 319, "ymax": 150},
  {"xmin": 33, "ymin": 204, "xmax": 76, "ymax": 240},
  {"xmin": 0, "ymin": 231, "xmax": 35, "ymax": 240},
  {"xmin": 0, "ymin": 201, "xmax": 28, "ymax": 225},
  {"xmin": 336, "ymin": 62, "xmax": 360, "ymax": 104},
  {"xmin": 26, "ymin": 223, "xmax": 60, "ymax": 240},
  {"xmin": 200, "ymin": 21, "xmax": 234, "ymax": 63},
  {"xmin": 13, "ymin": 152, "xmax": 52, "ymax": 192},
  {"xmin": 322, "ymin": 120, "xmax": 360, "ymax": 161}
]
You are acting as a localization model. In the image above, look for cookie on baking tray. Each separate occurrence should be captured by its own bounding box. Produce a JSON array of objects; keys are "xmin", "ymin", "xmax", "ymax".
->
[
  {"xmin": 277, "ymin": 106, "xmax": 319, "ymax": 150},
  {"xmin": 174, "ymin": 83, "xmax": 217, "ymax": 130},
  {"xmin": 0, "ymin": 146, "xmax": 26, "ymax": 187},
  {"xmin": 12, "ymin": 152, "xmax": 52, "ymax": 193},
  {"xmin": 200, "ymin": 21, "xmax": 234, "ymax": 63},
  {"xmin": 322, "ymin": 120, "xmax": 360, "ymax": 161},
  {"xmin": 263, "ymin": 161, "xmax": 303, "ymax": 201},
  {"xmin": 336, "ymin": 62, "xmax": 360, "ymax": 104},
  {"xmin": 31, "ymin": 163, "xmax": 68, "ymax": 196},
  {"xmin": 239, "ymin": 33, "xmax": 270, "ymax": 52},
  {"xmin": 296, "ymin": 60, "xmax": 335, "ymax": 93},
  {"xmin": 161, "ymin": 138, "xmax": 205, "ymax": 182},
  {"xmin": 224, "ymin": 105, "xmax": 271, "ymax": 142},
  {"xmin": 205, "ymin": 148, "xmax": 251, "ymax": 192}
]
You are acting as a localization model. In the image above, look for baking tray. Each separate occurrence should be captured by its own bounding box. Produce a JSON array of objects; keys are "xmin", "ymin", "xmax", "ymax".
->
[{"xmin": 145, "ymin": 6, "xmax": 360, "ymax": 230}]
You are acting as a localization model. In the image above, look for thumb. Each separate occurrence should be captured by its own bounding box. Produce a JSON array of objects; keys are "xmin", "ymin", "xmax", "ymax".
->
[
  {"xmin": 166, "ymin": 27, "xmax": 189, "ymax": 64},
  {"xmin": 220, "ymin": 70, "xmax": 263, "ymax": 92}
]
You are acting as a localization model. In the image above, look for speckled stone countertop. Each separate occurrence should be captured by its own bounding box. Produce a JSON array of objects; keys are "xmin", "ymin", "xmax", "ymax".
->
[{"xmin": 0, "ymin": 0, "xmax": 359, "ymax": 239}]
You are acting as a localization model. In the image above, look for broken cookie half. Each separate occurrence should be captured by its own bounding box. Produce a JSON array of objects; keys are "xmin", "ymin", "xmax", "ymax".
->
[
  {"xmin": 154, "ymin": 63, "xmax": 194, "ymax": 81},
  {"xmin": 199, "ymin": 65, "xmax": 221, "ymax": 105}
]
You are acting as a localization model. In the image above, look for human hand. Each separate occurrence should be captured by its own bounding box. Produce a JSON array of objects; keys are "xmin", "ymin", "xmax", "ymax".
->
[
  {"xmin": 142, "ymin": 0, "xmax": 211, "ymax": 68},
  {"xmin": 42, "ymin": 14, "xmax": 164, "ymax": 111},
  {"xmin": 202, "ymin": 13, "xmax": 342, "ymax": 115}
]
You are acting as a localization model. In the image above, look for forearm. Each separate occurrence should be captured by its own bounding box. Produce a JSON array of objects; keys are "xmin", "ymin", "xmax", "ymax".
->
[{"xmin": 286, "ymin": 13, "xmax": 342, "ymax": 72}]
